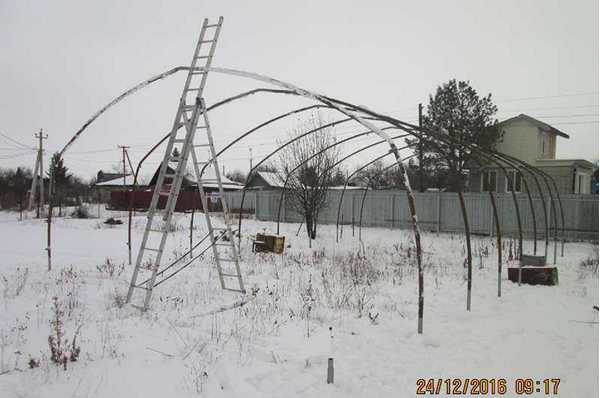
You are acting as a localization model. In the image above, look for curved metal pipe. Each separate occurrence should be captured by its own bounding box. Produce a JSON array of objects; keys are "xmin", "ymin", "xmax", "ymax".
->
[
  {"xmin": 357, "ymin": 154, "xmax": 418, "ymax": 240},
  {"xmin": 330, "ymin": 101, "xmax": 527, "ymax": 260},
  {"xmin": 495, "ymin": 153, "xmax": 562, "ymax": 264},
  {"xmin": 236, "ymin": 117, "xmax": 354, "ymax": 245},
  {"xmin": 274, "ymin": 128, "xmax": 410, "ymax": 234},
  {"xmin": 334, "ymin": 149, "xmax": 417, "ymax": 242}
]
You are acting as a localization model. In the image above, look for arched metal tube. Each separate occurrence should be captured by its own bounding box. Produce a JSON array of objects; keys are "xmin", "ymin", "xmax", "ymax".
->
[
  {"xmin": 236, "ymin": 117, "xmax": 355, "ymax": 245},
  {"xmin": 490, "ymin": 153, "xmax": 549, "ymax": 259},
  {"xmin": 126, "ymin": 90, "xmax": 328, "ymax": 257},
  {"xmin": 344, "ymin": 152, "xmax": 418, "ymax": 240},
  {"xmin": 330, "ymin": 101, "xmax": 527, "ymax": 260},
  {"xmin": 335, "ymin": 149, "xmax": 409, "ymax": 243},
  {"xmin": 484, "ymin": 152, "xmax": 539, "ymax": 256},
  {"xmin": 274, "ymin": 128, "xmax": 411, "ymax": 234},
  {"xmin": 494, "ymin": 153, "xmax": 562, "ymax": 264},
  {"xmin": 357, "ymin": 154, "xmax": 418, "ymax": 240}
]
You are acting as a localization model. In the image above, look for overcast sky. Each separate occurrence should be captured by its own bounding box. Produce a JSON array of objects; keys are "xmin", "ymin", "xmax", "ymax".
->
[{"xmin": 1, "ymin": 0, "xmax": 598, "ymax": 181}]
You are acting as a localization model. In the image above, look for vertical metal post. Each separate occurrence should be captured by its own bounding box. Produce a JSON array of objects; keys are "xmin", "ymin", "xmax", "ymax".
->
[
  {"xmin": 418, "ymin": 103, "xmax": 424, "ymax": 192},
  {"xmin": 436, "ymin": 192, "xmax": 441, "ymax": 233},
  {"xmin": 351, "ymin": 194, "xmax": 355, "ymax": 237},
  {"xmin": 38, "ymin": 130, "xmax": 46, "ymax": 216},
  {"xmin": 458, "ymin": 191, "xmax": 472, "ymax": 311},
  {"xmin": 391, "ymin": 194, "xmax": 396, "ymax": 229}
]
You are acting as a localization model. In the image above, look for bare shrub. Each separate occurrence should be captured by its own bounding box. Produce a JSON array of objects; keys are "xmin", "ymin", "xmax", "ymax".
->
[
  {"xmin": 1, "ymin": 267, "xmax": 29, "ymax": 298},
  {"xmin": 96, "ymin": 258, "xmax": 125, "ymax": 278},
  {"xmin": 70, "ymin": 205, "xmax": 91, "ymax": 219},
  {"xmin": 55, "ymin": 266, "xmax": 81, "ymax": 318},
  {"xmin": 579, "ymin": 245, "xmax": 599, "ymax": 277},
  {"xmin": 47, "ymin": 297, "xmax": 81, "ymax": 370}
]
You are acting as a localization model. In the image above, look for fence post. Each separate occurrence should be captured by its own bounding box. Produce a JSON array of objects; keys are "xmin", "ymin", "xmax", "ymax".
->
[
  {"xmin": 255, "ymin": 191, "xmax": 260, "ymax": 221},
  {"xmin": 391, "ymin": 194, "xmax": 396, "ymax": 229},
  {"xmin": 436, "ymin": 192, "xmax": 441, "ymax": 233},
  {"xmin": 489, "ymin": 197, "xmax": 494, "ymax": 237}
]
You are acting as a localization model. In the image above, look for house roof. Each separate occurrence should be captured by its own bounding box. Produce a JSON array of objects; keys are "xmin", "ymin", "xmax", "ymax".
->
[
  {"xmin": 94, "ymin": 174, "xmax": 134, "ymax": 187},
  {"xmin": 534, "ymin": 158, "xmax": 596, "ymax": 170},
  {"xmin": 498, "ymin": 114, "xmax": 570, "ymax": 139},
  {"xmin": 253, "ymin": 171, "xmax": 285, "ymax": 188},
  {"xmin": 148, "ymin": 164, "xmax": 243, "ymax": 190}
]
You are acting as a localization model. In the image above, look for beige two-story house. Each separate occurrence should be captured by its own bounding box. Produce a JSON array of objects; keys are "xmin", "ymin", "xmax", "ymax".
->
[{"xmin": 468, "ymin": 114, "xmax": 595, "ymax": 194}]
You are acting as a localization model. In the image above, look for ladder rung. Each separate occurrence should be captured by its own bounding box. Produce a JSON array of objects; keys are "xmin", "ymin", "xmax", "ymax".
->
[
  {"xmin": 173, "ymin": 139, "xmax": 187, "ymax": 143},
  {"xmin": 195, "ymin": 55, "xmax": 210, "ymax": 60},
  {"xmin": 204, "ymin": 24, "xmax": 220, "ymax": 28},
  {"xmin": 169, "ymin": 156, "xmax": 181, "ymax": 162},
  {"xmin": 186, "ymin": 88, "xmax": 201, "ymax": 92},
  {"xmin": 221, "ymin": 273, "xmax": 241, "ymax": 278},
  {"xmin": 132, "ymin": 284, "xmax": 150, "ymax": 291},
  {"xmin": 191, "ymin": 71, "xmax": 206, "ymax": 76},
  {"xmin": 144, "ymin": 247, "xmax": 161, "ymax": 253},
  {"xmin": 164, "ymin": 173, "xmax": 176, "ymax": 178},
  {"xmin": 194, "ymin": 144, "xmax": 210, "ymax": 147},
  {"xmin": 196, "ymin": 125, "xmax": 208, "ymax": 129},
  {"xmin": 222, "ymin": 287, "xmax": 246, "ymax": 294},
  {"xmin": 199, "ymin": 40, "xmax": 215, "ymax": 43}
]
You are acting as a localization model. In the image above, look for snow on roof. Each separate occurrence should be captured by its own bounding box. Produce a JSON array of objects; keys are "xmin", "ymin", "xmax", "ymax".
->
[
  {"xmin": 186, "ymin": 169, "xmax": 243, "ymax": 189},
  {"xmin": 94, "ymin": 174, "xmax": 135, "ymax": 187},
  {"xmin": 255, "ymin": 171, "xmax": 284, "ymax": 188},
  {"xmin": 499, "ymin": 114, "xmax": 570, "ymax": 139},
  {"xmin": 328, "ymin": 185, "xmax": 365, "ymax": 190}
]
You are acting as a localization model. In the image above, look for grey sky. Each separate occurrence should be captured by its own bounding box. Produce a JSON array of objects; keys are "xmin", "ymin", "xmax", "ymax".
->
[{"xmin": 1, "ymin": 0, "xmax": 598, "ymax": 181}]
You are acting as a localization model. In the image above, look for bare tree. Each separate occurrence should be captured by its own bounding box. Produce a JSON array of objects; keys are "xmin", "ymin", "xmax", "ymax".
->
[
  {"xmin": 356, "ymin": 160, "xmax": 388, "ymax": 189},
  {"xmin": 275, "ymin": 113, "xmax": 340, "ymax": 241}
]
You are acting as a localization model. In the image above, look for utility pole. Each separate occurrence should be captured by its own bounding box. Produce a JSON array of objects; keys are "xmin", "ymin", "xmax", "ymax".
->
[
  {"xmin": 249, "ymin": 147, "xmax": 253, "ymax": 171},
  {"xmin": 118, "ymin": 145, "xmax": 130, "ymax": 186},
  {"xmin": 29, "ymin": 129, "xmax": 47, "ymax": 217},
  {"xmin": 418, "ymin": 103, "xmax": 424, "ymax": 192},
  {"xmin": 118, "ymin": 145, "xmax": 132, "ymax": 265}
]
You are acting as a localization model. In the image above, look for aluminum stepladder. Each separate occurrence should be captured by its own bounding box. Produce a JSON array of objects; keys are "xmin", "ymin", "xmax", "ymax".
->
[{"xmin": 126, "ymin": 17, "xmax": 245, "ymax": 311}]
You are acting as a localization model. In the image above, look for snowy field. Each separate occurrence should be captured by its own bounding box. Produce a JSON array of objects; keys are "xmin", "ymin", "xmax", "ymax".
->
[{"xmin": 0, "ymin": 207, "xmax": 597, "ymax": 397}]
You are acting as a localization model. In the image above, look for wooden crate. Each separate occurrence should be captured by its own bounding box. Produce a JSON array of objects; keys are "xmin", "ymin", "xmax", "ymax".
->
[
  {"xmin": 508, "ymin": 266, "xmax": 559, "ymax": 286},
  {"xmin": 254, "ymin": 233, "xmax": 286, "ymax": 254}
]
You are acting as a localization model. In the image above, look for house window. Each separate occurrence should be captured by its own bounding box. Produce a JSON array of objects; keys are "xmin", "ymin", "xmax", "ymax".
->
[
  {"xmin": 481, "ymin": 170, "xmax": 497, "ymax": 192},
  {"xmin": 575, "ymin": 172, "xmax": 590, "ymax": 194},
  {"xmin": 505, "ymin": 170, "xmax": 522, "ymax": 193},
  {"xmin": 539, "ymin": 131, "xmax": 552, "ymax": 159}
]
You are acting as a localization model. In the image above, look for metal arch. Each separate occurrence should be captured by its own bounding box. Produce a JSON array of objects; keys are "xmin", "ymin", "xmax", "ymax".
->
[
  {"xmin": 494, "ymin": 153, "xmax": 563, "ymax": 264},
  {"xmin": 274, "ymin": 128, "xmax": 412, "ymax": 234},
  {"xmin": 330, "ymin": 101, "xmax": 527, "ymax": 260},
  {"xmin": 488, "ymin": 153, "xmax": 549, "ymax": 258},
  {"xmin": 484, "ymin": 152, "xmax": 539, "ymax": 255},
  {"xmin": 198, "ymin": 104, "xmax": 328, "ymax": 176},
  {"xmin": 329, "ymin": 101, "xmax": 534, "ymax": 304},
  {"xmin": 333, "ymin": 146, "xmax": 413, "ymax": 243},
  {"xmin": 125, "ymin": 93, "xmax": 332, "ymax": 258},
  {"xmin": 236, "ymin": 117, "xmax": 355, "ymax": 244},
  {"xmin": 356, "ymin": 154, "xmax": 418, "ymax": 240}
]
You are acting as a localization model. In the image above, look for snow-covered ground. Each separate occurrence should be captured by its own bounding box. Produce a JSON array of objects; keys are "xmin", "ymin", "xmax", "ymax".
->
[{"xmin": 0, "ymin": 207, "xmax": 597, "ymax": 397}]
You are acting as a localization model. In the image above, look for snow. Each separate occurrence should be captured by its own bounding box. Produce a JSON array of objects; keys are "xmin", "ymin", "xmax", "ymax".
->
[{"xmin": 0, "ymin": 207, "xmax": 597, "ymax": 397}]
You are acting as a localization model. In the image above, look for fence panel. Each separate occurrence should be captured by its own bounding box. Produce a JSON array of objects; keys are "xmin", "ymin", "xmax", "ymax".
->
[{"xmin": 221, "ymin": 190, "xmax": 598, "ymax": 240}]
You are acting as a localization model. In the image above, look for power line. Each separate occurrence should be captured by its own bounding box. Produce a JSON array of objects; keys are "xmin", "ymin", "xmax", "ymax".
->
[
  {"xmin": 495, "ymin": 91, "xmax": 598, "ymax": 103},
  {"xmin": 0, "ymin": 132, "xmax": 35, "ymax": 150},
  {"xmin": 0, "ymin": 150, "xmax": 35, "ymax": 160}
]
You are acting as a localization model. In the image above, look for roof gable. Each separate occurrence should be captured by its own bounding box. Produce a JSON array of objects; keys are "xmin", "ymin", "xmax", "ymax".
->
[{"xmin": 498, "ymin": 114, "xmax": 569, "ymax": 139}]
